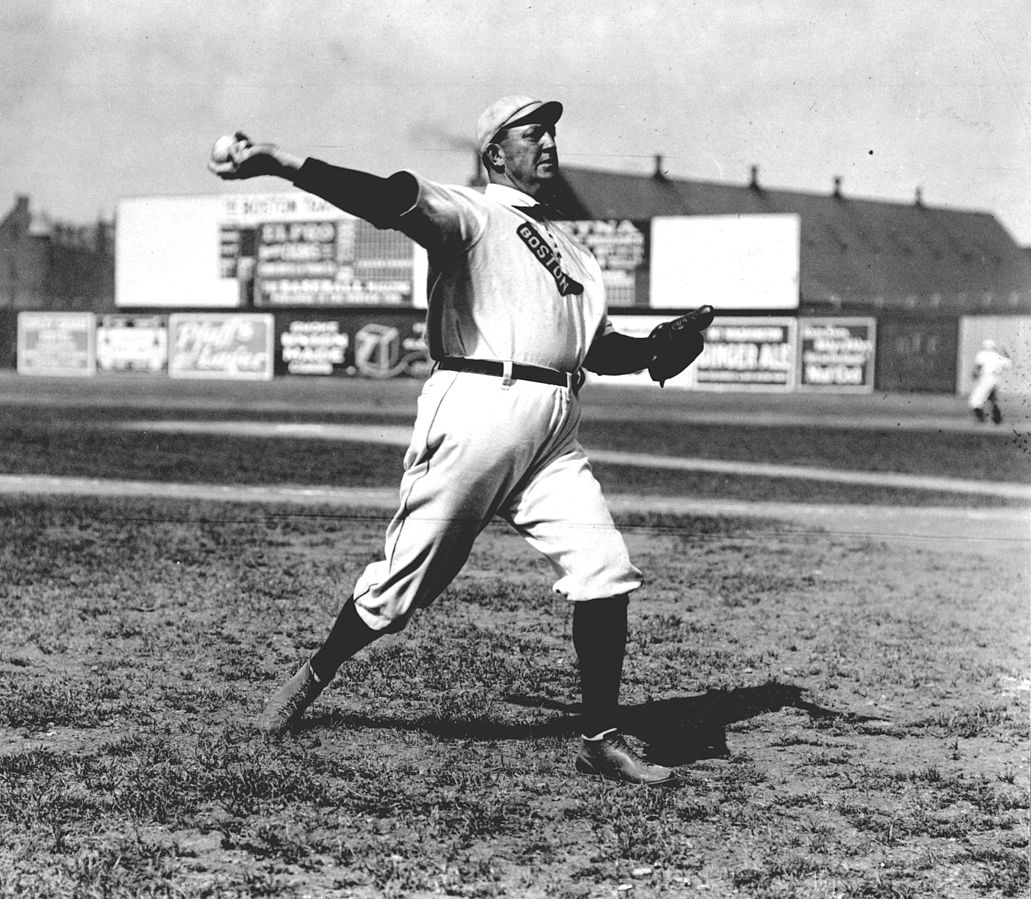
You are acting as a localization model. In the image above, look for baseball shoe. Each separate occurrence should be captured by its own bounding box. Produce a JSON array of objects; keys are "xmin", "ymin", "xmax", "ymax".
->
[
  {"xmin": 256, "ymin": 658, "xmax": 326, "ymax": 735},
  {"xmin": 575, "ymin": 732, "xmax": 676, "ymax": 785}
]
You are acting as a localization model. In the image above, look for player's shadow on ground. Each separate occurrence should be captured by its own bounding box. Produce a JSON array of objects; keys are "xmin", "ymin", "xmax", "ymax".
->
[
  {"xmin": 504, "ymin": 683, "xmax": 875, "ymax": 766},
  {"xmin": 311, "ymin": 682, "xmax": 876, "ymax": 766}
]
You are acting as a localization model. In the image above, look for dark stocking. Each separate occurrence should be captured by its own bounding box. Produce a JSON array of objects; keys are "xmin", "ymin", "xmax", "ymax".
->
[
  {"xmin": 309, "ymin": 599, "xmax": 382, "ymax": 682},
  {"xmin": 572, "ymin": 595, "xmax": 629, "ymax": 737}
]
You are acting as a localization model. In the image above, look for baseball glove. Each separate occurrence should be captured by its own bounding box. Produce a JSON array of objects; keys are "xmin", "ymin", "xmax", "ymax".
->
[{"xmin": 648, "ymin": 305, "xmax": 716, "ymax": 387}]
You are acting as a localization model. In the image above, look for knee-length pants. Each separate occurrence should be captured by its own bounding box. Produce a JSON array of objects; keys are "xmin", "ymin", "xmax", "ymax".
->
[{"xmin": 352, "ymin": 370, "xmax": 643, "ymax": 631}]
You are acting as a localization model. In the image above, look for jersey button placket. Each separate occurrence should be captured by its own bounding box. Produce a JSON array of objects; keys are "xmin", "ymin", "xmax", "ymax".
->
[
  {"xmin": 539, "ymin": 220, "xmax": 562, "ymax": 261},
  {"xmin": 539, "ymin": 219, "xmax": 574, "ymax": 290}
]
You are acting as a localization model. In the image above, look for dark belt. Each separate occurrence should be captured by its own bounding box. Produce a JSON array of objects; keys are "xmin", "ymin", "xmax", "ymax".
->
[{"xmin": 437, "ymin": 356, "xmax": 579, "ymax": 390}]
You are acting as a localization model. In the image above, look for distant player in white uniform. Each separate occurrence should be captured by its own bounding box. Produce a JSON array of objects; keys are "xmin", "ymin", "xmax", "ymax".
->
[
  {"xmin": 968, "ymin": 339, "xmax": 1012, "ymax": 424},
  {"xmin": 209, "ymin": 96, "xmax": 712, "ymax": 784}
]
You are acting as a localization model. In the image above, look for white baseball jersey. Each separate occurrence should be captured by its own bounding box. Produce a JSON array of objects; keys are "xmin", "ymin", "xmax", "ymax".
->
[
  {"xmin": 969, "ymin": 346, "xmax": 1013, "ymax": 408},
  {"xmin": 349, "ymin": 174, "xmax": 641, "ymax": 631},
  {"xmin": 398, "ymin": 178, "xmax": 613, "ymax": 371}
]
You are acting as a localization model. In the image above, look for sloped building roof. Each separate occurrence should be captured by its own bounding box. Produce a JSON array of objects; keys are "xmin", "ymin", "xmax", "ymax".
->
[{"xmin": 551, "ymin": 167, "xmax": 1031, "ymax": 311}]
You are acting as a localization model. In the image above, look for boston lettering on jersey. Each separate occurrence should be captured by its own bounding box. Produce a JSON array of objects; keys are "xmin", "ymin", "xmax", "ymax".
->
[{"xmin": 516, "ymin": 222, "xmax": 584, "ymax": 296}]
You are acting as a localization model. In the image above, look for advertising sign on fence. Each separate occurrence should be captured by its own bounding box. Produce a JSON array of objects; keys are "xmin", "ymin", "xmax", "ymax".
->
[
  {"xmin": 876, "ymin": 317, "xmax": 958, "ymax": 393},
  {"xmin": 559, "ymin": 220, "xmax": 649, "ymax": 306},
  {"xmin": 352, "ymin": 320, "xmax": 431, "ymax": 379},
  {"xmin": 693, "ymin": 317, "xmax": 795, "ymax": 390},
  {"xmin": 17, "ymin": 312, "xmax": 96, "ymax": 376},
  {"xmin": 274, "ymin": 312, "xmax": 430, "ymax": 378},
  {"xmin": 797, "ymin": 318, "xmax": 875, "ymax": 392},
  {"xmin": 168, "ymin": 313, "xmax": 274, "ymax": 380},
  {"xmin": 278, "ymin": 318, "xmax": 350, "ymax": 376},
  {"xmin": 97, "ymin": 314, "xmax": 168, "ymax": 373}
]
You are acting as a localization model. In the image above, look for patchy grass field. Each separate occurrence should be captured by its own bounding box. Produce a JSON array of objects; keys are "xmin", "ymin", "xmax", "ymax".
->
[
  {"xmin": 0, "ymin": 377, "xmax": 1028, "ymax": 897},
  {"xmin": 0, "ymin": 492, "xmax": 1026, "ymax": 898}
]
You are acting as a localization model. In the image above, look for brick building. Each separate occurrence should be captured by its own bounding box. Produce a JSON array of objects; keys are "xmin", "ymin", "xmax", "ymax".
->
[{"xmin": 0, "ymin": 195, "xmax": 114, "ymax": 311}]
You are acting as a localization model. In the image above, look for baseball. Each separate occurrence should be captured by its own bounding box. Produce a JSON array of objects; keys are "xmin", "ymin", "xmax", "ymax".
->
[{"xmin": 210, "ymin": 133, "xmax": 240, "ymax": 164}]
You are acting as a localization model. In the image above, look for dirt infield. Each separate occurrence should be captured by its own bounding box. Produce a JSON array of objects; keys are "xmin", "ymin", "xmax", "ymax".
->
[
  {"xmin": 1, "ymin": 490, "xmax": 1027, "ymax": 897},
  {"xmin": 1, "ymin": 374, "xmax": 1028, "ymax": 896}
]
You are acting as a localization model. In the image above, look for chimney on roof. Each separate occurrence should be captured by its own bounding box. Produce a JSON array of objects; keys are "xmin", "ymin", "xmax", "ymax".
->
[
  {"xmin": 914, "ymin": 186, "xmax": 924, "ymax": 207},
  {"xmin": 653, "ymin": 154, "xmax": 668, "ymax": 181},
  {"xmin": 749, "ymin": 165, "xmax": 760, "ymax": 189},
  {"xmin": 832, "ymin": 176, "xmax": 843, "ymax": 199}
]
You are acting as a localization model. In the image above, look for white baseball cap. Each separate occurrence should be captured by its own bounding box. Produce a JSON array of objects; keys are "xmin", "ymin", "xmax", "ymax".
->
[{"xmin": 476, "ymin": 95, "xmax": 563, "ymax": 154}]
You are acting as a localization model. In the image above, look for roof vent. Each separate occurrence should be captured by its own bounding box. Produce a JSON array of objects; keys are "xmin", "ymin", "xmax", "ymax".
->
[
  {"xmin": 653, "ymin": 154, "xmax": 668, "ymax": 181},
  {"xmin": 832, "ymin": 176, "xmax": 843, "ymax": 199},
  {"xmin": 749, "ymin": 165, "xmax": 760, "ymax": 189},
  {"xmin": 914, "ymin": 186, "xmax": 924, "ymax": 207}
]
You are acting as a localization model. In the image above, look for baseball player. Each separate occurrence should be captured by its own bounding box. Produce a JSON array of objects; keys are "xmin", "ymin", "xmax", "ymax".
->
[
  {"xmin": 968, "ymin": 339, "xmax": 1012, "ymax": 425},
  {"xmin": 209, "ymin": 95, "xmax": 713, "ymax": 785}
]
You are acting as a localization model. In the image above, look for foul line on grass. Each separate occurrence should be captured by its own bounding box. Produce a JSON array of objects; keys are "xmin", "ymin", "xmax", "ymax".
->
[
  {"xmin": 0, "ymin": 476, "xmax": 1027, "ymax": 548},
  {"xmin": 116, "ymin": 420, "xmax": 1031, "ymax": 501}
]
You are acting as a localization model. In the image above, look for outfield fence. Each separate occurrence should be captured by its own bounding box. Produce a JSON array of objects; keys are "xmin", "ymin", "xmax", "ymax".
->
[{"xmin": 1, "ymin": 307, "xmax": 1028, "ymax": 395}]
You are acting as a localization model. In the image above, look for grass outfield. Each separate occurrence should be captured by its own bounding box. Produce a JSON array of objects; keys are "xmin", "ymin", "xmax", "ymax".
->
[
  {"xmin": 0, "ymin": 401, "xmax": 1027, "ymax": 508},
  {"xmin": 0, "ymin": 495, "xmax": 1028, "ymax": 898}
]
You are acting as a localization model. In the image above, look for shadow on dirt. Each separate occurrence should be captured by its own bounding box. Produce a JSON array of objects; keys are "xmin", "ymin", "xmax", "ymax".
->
[{"xmin": 308, "ymin": 682, "xmax": 882, "ymax": 766}]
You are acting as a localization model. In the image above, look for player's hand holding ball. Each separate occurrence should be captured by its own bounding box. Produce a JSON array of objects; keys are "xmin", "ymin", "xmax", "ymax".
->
[
  {"xmin": 208, "ymin": 131, "xmax": 293, "ymax": 180},
  {"xmin": 210, "ymin": 132, "xmax": 246, "ymax": 163}
]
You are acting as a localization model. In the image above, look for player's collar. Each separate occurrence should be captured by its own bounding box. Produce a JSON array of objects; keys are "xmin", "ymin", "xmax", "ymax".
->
[
  {"xmin": 484, "ymin": 182, "xmax": 540, "ymax": 209},
  {"xmin": 484, "ymin": 183, "xmax": 563, "ymax": 221}
]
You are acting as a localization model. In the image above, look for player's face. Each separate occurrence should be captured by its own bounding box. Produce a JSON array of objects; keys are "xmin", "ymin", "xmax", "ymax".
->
[{"xmin": 496, "ymin": 122, "xmax": 559, "ymax": 195}]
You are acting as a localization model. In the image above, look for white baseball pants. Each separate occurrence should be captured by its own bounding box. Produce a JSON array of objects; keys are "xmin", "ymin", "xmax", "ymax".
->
[{"xmin": 352, "ymin": 369, "xmax": 642, "ymax": 631}]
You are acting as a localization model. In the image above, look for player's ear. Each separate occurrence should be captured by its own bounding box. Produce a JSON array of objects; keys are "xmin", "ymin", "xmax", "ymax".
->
[{"xmin": 484, "ymin": 142, "xmax": 505, "ymax": 173}]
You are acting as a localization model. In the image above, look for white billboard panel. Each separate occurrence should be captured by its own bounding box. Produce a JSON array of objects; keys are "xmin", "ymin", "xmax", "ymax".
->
[
  {"xmin": 649, "ymin": 214, "xmax": 800, "ymax": 311},
  {"xmin": 117, "ymin": 195, "xmax": 240, "ymax": 308}
]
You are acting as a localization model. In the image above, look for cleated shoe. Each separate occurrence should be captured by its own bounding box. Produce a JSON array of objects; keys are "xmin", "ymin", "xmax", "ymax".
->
[
  {"xmin": 256, "ymin": 659, "xmax": 325, "ymax": 735},
  {"xmin": 575, "ymin": 732, "xmax": 676, "ymax": 785}
]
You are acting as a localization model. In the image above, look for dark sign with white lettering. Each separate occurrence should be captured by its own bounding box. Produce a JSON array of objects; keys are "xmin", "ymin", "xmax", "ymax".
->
[
  {"xmin": 516, "ymin": 222, "xmax": 584, "ymax": 296},
  {"xmin": 798, "ymin": 319, "xmax": 875, "ymax": 392},
  {"xmin": 272, "ymin": 312, "xmax": 430, "ymax": 378},
  {"xmin": 694, "ymin": 318, "xmax": 796, "ymax": 391},
  {"xmin": 246, "ymin": 218, "xmax": 414, "ymax": 306},
  {"xmin": 558, "ymin": 220, "xmax": 648, "ymax": 306},
  {"xmin": 278, "ymin": 318, "xmax": 350, "ymax": 376}
]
